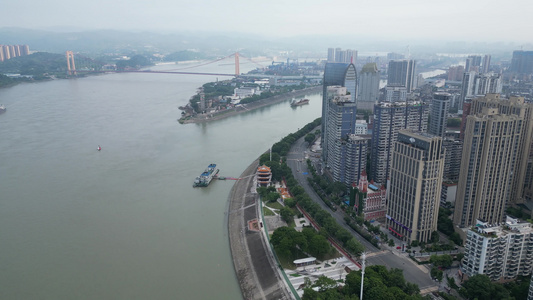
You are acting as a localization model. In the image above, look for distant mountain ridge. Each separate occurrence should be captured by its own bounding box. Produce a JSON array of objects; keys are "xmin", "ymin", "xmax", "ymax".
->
[
  {"xmin": 0, "ymin": 27, "xmax": 276, "ymax": 56},
  {"xmin": 0, "ymin": 27, "xmax": 528, "ymax": 58}
]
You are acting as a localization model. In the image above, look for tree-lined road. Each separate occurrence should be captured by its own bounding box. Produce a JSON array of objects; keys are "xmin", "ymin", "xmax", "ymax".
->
[{"xmin": 286, "ymin": 133, "xmax": 437, "ymax": 291}]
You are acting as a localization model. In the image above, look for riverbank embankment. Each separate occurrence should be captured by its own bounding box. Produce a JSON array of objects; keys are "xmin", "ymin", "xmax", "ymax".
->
[
  {"xmin": 181, "ymin": 85, "xmax": 322, "ymax": 124},
  {"xmin": 227, "ymin": 159, "xmax": 292, "ymax": 300}
]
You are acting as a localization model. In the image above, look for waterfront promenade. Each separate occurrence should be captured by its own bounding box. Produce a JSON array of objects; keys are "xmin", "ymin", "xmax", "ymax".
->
[{"xmin": 227, "ymin": 159, "xmax": 293, "ymax": 300}]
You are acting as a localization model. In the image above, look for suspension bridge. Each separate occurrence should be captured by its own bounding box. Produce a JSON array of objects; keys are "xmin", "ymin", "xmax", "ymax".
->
[{"xmin": 65, "ymin": 51, "xmax": 267, "ymax": 77}]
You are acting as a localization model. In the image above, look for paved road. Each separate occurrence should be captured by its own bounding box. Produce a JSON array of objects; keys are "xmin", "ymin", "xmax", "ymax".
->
[
  {"xmin": 286, "ymin": 133, "xmax": 437, "ymax": 291},
  {"xmin": 286, "ymin": 136, "xmax": 379, "ymax": 253}
]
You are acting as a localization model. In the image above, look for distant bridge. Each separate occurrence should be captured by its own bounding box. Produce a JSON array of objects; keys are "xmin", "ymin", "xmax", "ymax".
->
[{"xmin": 66, "ymin": 51, "xmax": 264, "ymax": 77}]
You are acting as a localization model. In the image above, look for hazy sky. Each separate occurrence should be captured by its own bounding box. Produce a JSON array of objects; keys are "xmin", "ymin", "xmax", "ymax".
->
[{"xmin": 2, "ymin": 0, "xmax": 533, "ymax": 43}]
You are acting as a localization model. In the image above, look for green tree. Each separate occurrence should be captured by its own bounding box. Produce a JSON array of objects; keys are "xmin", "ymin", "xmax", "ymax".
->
[
  {"xmin": 430, "ymin": 254, "xmax": 453, "ymax": 268},
  {"xmin": 430, "ymin": 231, "xmax": 440, "ymax": 243},
  {"xmin": 460, "ymin": 274, "xmax": 506, "ymax": 300},
  {"xmin": 304, "ymin": 133, "xmax": 316, "ymax": 144},
  {"xmin": 283, "ymin": 197, "xmax": 296, "ymax": 208},
  {"xmin": 449, "ymin": 232, "xmax": 463, "ymax": 246},
  {"xmin": 431, "ymin": 267, "xmax": 443, "ymax": 281},
  {"xmin": 266, "ymin": 192, "xmax": 280, "ymax": 203},
  {"xmin": 345, "ymin": 238, "xmax": 364, "ymax": 255},
  {"xmin": 279, "ymin": 206, "xmax": 294, "ymax": 223},
  {"xmin": 313, "ymin": 275, "xmax": 338, "ymax": 292},
  {"xmin": 308, "ymin": 235, "xmax": 331, "ymax": 258},
  {"xmin": 257, "ymin": 186, "xmax": 268, "ymax": 197}
]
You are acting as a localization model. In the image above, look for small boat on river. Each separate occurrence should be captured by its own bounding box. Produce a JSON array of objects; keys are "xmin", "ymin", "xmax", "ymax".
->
[{"xmin": 290, "ymin": 99, "xmax": 309, "ymax": 107}]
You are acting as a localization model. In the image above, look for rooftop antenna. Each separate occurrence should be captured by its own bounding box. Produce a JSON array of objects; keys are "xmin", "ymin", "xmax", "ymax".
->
[{"xmin": 407, "ymin": 45, "xmax": 411, "ymax": 59}]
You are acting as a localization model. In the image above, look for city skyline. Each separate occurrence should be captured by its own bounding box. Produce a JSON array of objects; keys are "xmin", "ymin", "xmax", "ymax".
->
[{"xmin": 2, "ymin": 0, "xmax": 533, "ymax": 44}]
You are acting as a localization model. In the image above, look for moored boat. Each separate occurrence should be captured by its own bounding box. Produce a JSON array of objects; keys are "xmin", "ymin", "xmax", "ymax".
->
[
  {"xmin": 0, "ymin": 104, "xmax": 6, "ymax": 114},
  {"xmin": 193, "ymin": 163, "xmax": 219, "ymax": 187},
  {"xmin": 290, "ymin": 99, "xmax": 310, "ymax": 107}
]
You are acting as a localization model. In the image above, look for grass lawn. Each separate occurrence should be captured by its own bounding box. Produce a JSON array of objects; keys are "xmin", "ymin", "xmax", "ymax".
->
[
  {"xmin": 266, "ymin": 201, "xmax": 284, "ymax": 210},
  {"xmin": 263, "ymin": 207, "xmax": 275, "ymax": 216}
]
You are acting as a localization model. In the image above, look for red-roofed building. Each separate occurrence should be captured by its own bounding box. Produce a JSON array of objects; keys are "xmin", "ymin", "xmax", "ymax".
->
[
  {"xmin": 355, "ymin": 170, "xmax": 387, "ymax": 221},
  {"xmin": 257, "ymin": 165, "xmax": 272, "ymax": 186}
]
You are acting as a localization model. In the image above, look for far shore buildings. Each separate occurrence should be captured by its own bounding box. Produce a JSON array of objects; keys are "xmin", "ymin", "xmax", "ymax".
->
[
  {"xmin": 462, "ymin": 216, "xmax": 533, "ymax": 282},
  {"xmin": 327, "ymin": 47, "xmax": 358, "ymax": 64},
  {"xmin": 511, "ymin": 50, "xmax": 533, "ymax": 75},
  {"xmin": 0, "ymin": 44, "xmax": 30, "ymax": 62}
]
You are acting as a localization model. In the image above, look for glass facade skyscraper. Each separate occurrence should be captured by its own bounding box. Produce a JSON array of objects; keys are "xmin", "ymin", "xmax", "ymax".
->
[{"xmin": 321, "ymin": 62, "xmax": 357, "ymax": 164}]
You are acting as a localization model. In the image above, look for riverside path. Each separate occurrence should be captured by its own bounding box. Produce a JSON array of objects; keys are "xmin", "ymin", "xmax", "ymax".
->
[{"xmin": 227, "ymin": 159, "xmax": 293, "ymax": 300}]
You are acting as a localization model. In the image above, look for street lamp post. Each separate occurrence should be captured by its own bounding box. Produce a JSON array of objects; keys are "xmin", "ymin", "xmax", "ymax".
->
[{"xmin": 360, "ymin": 252, "xmax": 366, "ymax": 300}]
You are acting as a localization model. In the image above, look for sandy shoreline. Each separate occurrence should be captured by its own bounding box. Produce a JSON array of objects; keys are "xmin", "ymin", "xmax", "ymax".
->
[{"xmin": 180, "ymin": 85, "xmax": 322, "ymax": 124}]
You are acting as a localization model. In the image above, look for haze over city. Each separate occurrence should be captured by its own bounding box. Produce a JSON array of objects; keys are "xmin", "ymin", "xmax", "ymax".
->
[
  {"xmin": 4, "ymin": 0, "xmax": 533, "ymax": 299},
  {"xmin": 2, "ymin": 0, "xmax": 533, "ymax": 44}
]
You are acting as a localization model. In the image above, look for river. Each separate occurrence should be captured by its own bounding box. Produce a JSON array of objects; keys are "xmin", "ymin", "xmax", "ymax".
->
[{"xmin": 0, "ymin": 61, "xmax": 322, "ymax": 299}]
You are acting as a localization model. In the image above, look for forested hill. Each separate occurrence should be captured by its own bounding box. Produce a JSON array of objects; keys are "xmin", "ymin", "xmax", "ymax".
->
[{"xmin": 0, "ymin": 52, "xmax": 66, "ymax": 76}]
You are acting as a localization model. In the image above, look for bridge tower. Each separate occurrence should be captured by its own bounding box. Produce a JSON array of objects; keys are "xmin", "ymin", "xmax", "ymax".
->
[
  {"xmin": 66, "ymin": 51, "xmax": 76, "ymax": 75},
  {"xmin": 235, "ymin": 52, "xmax": 240, "ymax": 76}
]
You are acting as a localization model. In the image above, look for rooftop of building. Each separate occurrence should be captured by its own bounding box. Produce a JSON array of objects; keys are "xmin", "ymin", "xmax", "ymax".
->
[
  {"xmin": 368, "ymin": 183, "xmax": 379, "ymax": 191},
  {"xmin": 257, "ymin": 165, "xmax": 271, "ymax": 172},
  {"xmin": 361, "ymin": 63, "xmax": 378, "ymax": 73},
  {"xmin": 375, "ymin": 100, "xmax": 425, "ymax": 108},
  {"xmin": 473, "ymin": 216, "xmax": 533, "ymax": 237},
  {"xmin": 348, "ymin": 134, "xmax": 371, "ymax": 141}
]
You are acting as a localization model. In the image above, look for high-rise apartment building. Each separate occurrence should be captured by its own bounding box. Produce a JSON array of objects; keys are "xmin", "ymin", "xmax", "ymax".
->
[
  {"xmin": 453, "ymin": 107, "xmax": 524, "ymax": 228},
  {"xmin": 442, "ymin": 138, "xmax": 463, "ymax": 182},
  {"xmin": 466, "ymin": 94, "xmax": 533, "ymax": 204},
  {"xmin": 0, "ymin": 45, "xmax": 30, "ymax": 62},
  {"xmin": 462, "ymin": 217, "xmax": 533, "ymax": 281},
  {"xmin": 327, "ymin": 48, "xmax": 335, "ymax": 62},
  {"xmin": 386, "ymin": 130, "xmax": 445, "ymax": 243},
  {"xmin": 448, "ymin": 65, "xmax": 465, "ymax": 81},
  {"xmin": 323, "ymin": 86, "xmax": 366, "ymax": 185},
  {"xmin": 385, "ymin": 86, "xmax": 408, "ymax": 103},
  {"xmin": 482, "ymin": 54, "xmax": 491, "ymax": 73},
  {"xmin": 321, "ymin": 63, "xmax": 357, "ymax": 163},
  {"xmin": 465, "ymin": 55, "xmax": 482, "ymax": 72},
  {"xmin": 387, "ymin": 52, "xmax": 405, "ymax": 60},
  {"xmin": 370, "ymin": 101, "xmax": 429, "ymax": 185},
  {"xmin": 429, "ymin": 92, "xmax": 451, "ymax": 137},
  {"xmin": 357, "ymin": 63, "xmax": 380, "ymax": 112},
  {"xmin": 387, "ymin": 60, "xmax": 416, "ymax": 93},
  {"xmin": 511, "ymin": 50, "xmax": 533, "ymax": 74},
  {"xmin": 460, "ymin": 71, "xmax": 502, "ymax": 108},
  {"xmin": 327, "ymin": 47, "xmax": 357, "ymax": 64}
]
